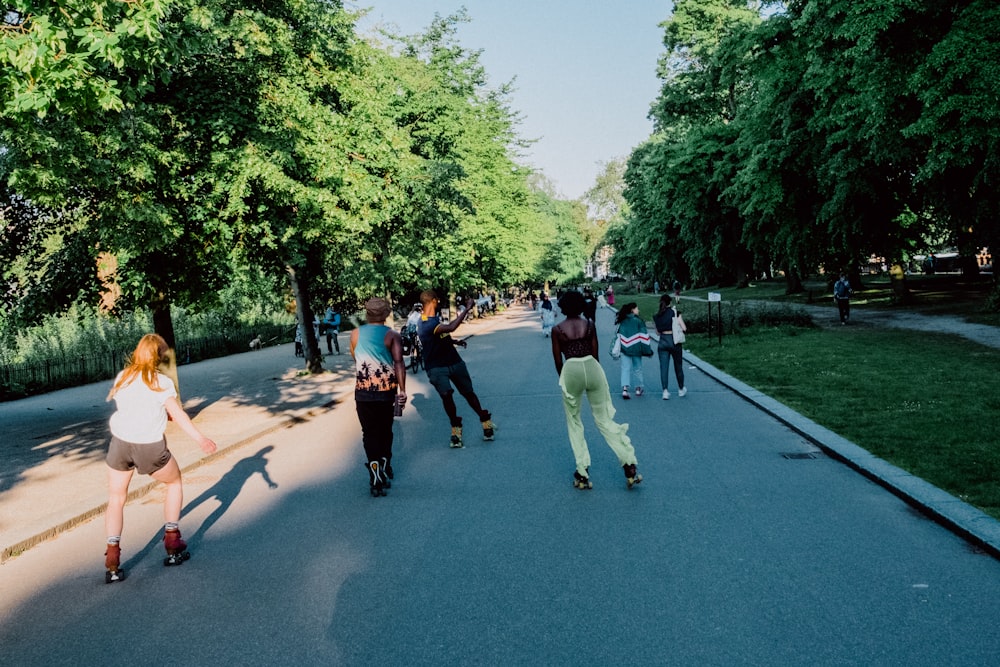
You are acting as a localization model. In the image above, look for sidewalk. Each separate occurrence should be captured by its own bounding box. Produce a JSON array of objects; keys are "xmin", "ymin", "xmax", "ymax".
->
[
  {"xmin": 0, "ymin": 341, "xmax": 356, "ymax": 562},
  {"xmin": 3, "ymin": 305, "xmax": 999, "ymax": 565}
]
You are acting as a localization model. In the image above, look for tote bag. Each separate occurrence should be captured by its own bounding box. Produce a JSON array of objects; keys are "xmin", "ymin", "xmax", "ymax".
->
[{"xmin": 671, "ymin": 315, "xmax": 686, "ymax": 345}]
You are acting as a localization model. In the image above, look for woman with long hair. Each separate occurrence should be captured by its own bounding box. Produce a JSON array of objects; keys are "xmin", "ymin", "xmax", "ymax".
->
[
  {"xmin": 653, "ymin": 294, "xmax": 687, "ymax": 400},
  {"xmin": 103, "ymin": 334, "xmax": 217, "ymax": 583},
  {"xmin": 552, "ymin": 291, "xmax": 642, "ymax": 490},
  {"xmin": 614, "ymin": 302, "xmax": 652, "ymax": 399}
]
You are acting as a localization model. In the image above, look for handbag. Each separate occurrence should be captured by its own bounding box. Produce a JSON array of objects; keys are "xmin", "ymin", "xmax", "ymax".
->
[
  {"xmin": 610, "ymin": 331, "xmax": 622, "ymax": 359},
  {"xmin": 671, "ymin": 315, "xmax": 686, "ymax": 345}
]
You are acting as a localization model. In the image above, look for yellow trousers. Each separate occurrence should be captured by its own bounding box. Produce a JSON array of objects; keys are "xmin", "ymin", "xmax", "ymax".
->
[{"xmin": 559, "ymin": 356, "xmax": 637, "ymax": 476}]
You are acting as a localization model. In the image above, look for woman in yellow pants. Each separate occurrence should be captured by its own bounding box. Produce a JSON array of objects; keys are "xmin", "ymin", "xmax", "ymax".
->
[{"xmin": 551, "ymin": 291, "xmax": 642, "ymax": 490}]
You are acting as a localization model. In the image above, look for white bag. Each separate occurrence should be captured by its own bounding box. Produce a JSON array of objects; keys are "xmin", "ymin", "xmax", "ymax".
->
[
  {"xmin": 671, "ymin": 315, "xmax": 686, "ymax": 345},
  {"xmin": 610, "ymin": 333, "xmax": 622, "ymax": 359}
]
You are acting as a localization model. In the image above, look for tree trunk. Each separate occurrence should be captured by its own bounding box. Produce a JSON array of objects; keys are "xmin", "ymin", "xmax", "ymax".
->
[
  {"xmin": 783, "ymin": 265, "xmax": 804, "ymax": 294},
  {"xmin": 151, "ymin": 291, "xmax": 180, "ymax": 396},
  {"xmin": 286, "ymin": 263, "xmax": 324, "ymax": 374}
]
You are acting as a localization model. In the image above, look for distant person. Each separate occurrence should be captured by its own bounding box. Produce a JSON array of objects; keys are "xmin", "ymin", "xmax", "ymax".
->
[
  {"xmin": 606, "ymin": 285, "xmax": 615, "ymax": 307},
  {"xmin": 615, "ymin": 302, "xmax": 652, "ymax": 399},
  {"xmin": 418, "ymin": 289, "xmax": 496, "ymax": 448},
  {"xmin": 324, "ymin": 306, "xmax": 341, "ymax": 355},
  {"xmin": 540, "ymin": 293, "xmax": 556, "ymax": 337},
  {"xmin": 833, "ymin": 272, "xmax": 853, "ymax": 325},
  {"xmin": 653, "ymin": 294, "xmax": 687, "ymax": 400},
  {"xmin": 405, "ymin": 303, "xmax": 423, "ymax": 331},
  {"xmin": 551, "ymin": 291, "xmax": 642, "ymax": 490},
  {"xmin": 103, "ymin": 334, "xmax": 218, "ymax": 583},
  {"xmin": 350, "ymin": 298, "xmax": 406, "ymax": 497},
  {"xmin": 583, "ymin": 288, "xmax": 597, "ymax": 322},
  {"xmin": 294, "ymin": 324, "xmax": 304, "ymax": 357},
  {"xmin": 672, "ymin": 279, "xmax": 681, "ymax": 298}
]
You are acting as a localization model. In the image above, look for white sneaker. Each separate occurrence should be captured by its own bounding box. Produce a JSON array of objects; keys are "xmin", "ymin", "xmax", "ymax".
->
[
  {"xmin": 662, "ymin": 390, "xmax": 670, "ymax": 400},
  {"xmin": 678, "ymin": 387, "xmax": 687, "ymax": 397}
]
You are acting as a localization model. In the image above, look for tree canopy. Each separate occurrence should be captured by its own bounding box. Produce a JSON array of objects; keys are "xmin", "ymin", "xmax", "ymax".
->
[
  {"xmin": 616, "ymin": 0, "xmax": 999, "ymax": 302},
  {"xmin": 1, "ymin": 2, "xmax": 588, "ymax": 371}
]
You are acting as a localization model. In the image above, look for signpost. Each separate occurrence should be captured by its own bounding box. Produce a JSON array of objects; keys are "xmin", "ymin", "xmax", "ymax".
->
[{"xmin": 707, "ymin": 292, "xmax": 722, "ymax": 344}]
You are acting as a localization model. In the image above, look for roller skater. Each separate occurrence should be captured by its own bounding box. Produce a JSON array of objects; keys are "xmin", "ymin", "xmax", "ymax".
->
[
  {"xmin": 418, "ymin": 290, "xmax": 496, "ymax": 448},
  {"xmin": 350, "ymin": 298, "xmax": 406, "ymax": 497},
  {"xmin": 624, "ymin": 463, "xmax": 643, "ymax": 489},
  {"xmin": 551, "ymin": 291, "xmax": 644, "ymax": 492},
  {"xmin": 102, "ymin": 333, "xmax": 217, "ymax": 582},
  {"xmin": 163, "ymin": 525, "xmax": 191, "ymax": 566}
]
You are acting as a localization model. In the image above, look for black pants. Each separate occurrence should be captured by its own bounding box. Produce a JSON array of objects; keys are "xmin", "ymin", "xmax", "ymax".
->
[
  {"xmin": 836, "ymin": 298, "xmax": 850, "ymax": 323},
  {"xmin": 356, "ymin": 400, "xmax": 394, "ymax": 463}
]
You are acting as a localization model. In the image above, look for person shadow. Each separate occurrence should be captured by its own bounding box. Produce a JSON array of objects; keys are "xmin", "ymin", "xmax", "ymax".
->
[{"xmin": 119, "ymin": 446, "xmax": 278, "ymax": 572}]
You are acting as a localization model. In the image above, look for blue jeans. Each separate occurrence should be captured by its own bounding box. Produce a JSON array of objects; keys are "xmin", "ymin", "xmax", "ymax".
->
[{"xmin": 619, "ymin": 354, "xmax": 644, "ymax": 389}]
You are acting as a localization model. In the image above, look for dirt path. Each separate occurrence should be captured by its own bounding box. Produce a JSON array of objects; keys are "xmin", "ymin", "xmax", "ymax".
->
[{"xmin": 781, "ymin": 301, "xmax": 1000, "ymax": 350}]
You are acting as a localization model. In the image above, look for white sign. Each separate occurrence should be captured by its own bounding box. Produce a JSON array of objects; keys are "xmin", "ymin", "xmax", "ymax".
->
[{"xmin": 708, "ymin": 292, "xmax": 722, "ymax": 302}]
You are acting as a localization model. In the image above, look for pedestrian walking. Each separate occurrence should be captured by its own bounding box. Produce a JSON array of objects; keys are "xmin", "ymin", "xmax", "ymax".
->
[
  {"xmin": 350, "ymin": 298, "xmax": 406, "ymax": 497},
  {"xmin": 834, "ymin": 272, "xmax": 853, "ymax": 325},
  {"xmin": 102, "ymin": 334, "xmax": 218, "ymax": 583},
  {"xmin": 615, "ymin": 302, "xmax": 653, "ymax": 399},
  {"xmin": 418, "ymin": 289, "xmax": 496, "ymax": 448},
  {"xmin": 552, "ymin": 291, "xmax": 642, "ymax": 490},
  {"xmin": 583, "ymin": 288, "xmax": 597, "ymax": 321},
  {"xmin": 606, "ymin": 284, "xmax": 615, "ymax": 307},
  {"xmin": 652, "ymin": 294, "xmax": 687, "ymax": 400},
  {"xmin": 540, "ymin": 293, "xmax": 556, "ymax": 337},
  {"xmin": 324, "ymin": 306, "xmax": 341, "ymax": 354}
]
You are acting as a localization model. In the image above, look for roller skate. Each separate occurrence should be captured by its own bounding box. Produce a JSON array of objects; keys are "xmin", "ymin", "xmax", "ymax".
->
[
  {"xmin": 368, "ymin": 460, "xmax": 387, "ymax": 497},
  {"xmin": 381, "ymin": 457, "xmax": 393, "ymax": 487},
  {"xmin": 624, "ymin": 463, "xmax": 643, "ymax": 489},
  {"xmin": 481, "ymin": 414, "xmax": 496, "ymax": 441},
  {"xmin": 450, "ymin": 425, "xmax": 463, "ymax": 449},
  {"xmin": 573, "ymin": 469, "xmax": 593, "ymax": 490},
  {"xmin": 163, "ymin": 528, "xmax": 191, "ymax": 566},
  {"xmin": 105, "ymin": 542, "xmax": 125, "ymax": 583}
]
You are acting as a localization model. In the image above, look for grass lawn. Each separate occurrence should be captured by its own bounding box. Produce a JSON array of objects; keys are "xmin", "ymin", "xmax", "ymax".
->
[{"xmin": 686, "ymin": 324, "xmax": 1000, "ymax": 520}]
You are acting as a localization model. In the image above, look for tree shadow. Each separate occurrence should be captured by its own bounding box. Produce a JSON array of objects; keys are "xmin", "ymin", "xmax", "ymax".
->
[{"xmin": 0, "ymin": 345, "xmax": 349, "ymax": 496}]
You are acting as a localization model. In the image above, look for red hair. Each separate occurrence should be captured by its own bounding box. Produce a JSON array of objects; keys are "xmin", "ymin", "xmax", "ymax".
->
[{"xmin": 108, "ymin": 334, "xmax": 169, "ymax": 399}]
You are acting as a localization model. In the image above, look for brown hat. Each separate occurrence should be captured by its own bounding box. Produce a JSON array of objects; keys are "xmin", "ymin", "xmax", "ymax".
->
[{"xmin": 365, "ymin": 298, "xmax": 391, "ymax": 322}]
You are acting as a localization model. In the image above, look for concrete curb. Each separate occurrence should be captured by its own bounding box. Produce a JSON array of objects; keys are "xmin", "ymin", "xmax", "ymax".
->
[{"xmin": 685, "ymin": 350, "xmax": 1000, "ymax": 560}]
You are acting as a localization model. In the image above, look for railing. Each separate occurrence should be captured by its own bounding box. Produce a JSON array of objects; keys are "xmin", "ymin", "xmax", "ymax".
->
[{"xmin": 0, "ymin": 324, "xmax": 292, "ymax": 402}]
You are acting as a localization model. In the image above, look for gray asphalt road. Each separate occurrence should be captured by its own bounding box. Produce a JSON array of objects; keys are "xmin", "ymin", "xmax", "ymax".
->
[{"xmin": 2, "ymin": 306, "xmax": 999, "ymax": 666}]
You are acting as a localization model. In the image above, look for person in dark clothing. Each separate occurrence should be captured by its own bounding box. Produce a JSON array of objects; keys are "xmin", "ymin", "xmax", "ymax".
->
[
  {"xmin": 418, "ymin": 289, "xmax": 496, "ymax": 448},
  {"xmin": 833, "ymin": 273, "xmax": 853, "ymax": 325}
]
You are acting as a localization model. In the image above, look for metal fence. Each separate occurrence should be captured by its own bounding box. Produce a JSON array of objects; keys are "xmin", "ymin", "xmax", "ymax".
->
[{"xmin": 0, "ymin": 324, "xmax": 293, "ymax": 402}]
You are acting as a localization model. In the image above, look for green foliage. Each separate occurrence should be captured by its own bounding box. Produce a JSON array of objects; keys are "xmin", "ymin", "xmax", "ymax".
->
[
  {"xmin": 1, "ymin": 1, "xmax": 592, "ymax": 357},
  {"xmin": 615, "ymin": 0, "xmax": 999, "ymax": 309}
]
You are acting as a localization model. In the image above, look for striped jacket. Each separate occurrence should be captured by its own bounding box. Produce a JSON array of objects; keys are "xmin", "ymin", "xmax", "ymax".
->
[{"xmin": 617, "ymin": 314, "xmax": 652, "ymax": 357}]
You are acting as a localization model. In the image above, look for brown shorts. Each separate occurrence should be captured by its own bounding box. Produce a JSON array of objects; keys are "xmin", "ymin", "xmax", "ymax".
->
[{"xmin": 106, "ymin": 436, "xmax": 172, "ymax": 475}]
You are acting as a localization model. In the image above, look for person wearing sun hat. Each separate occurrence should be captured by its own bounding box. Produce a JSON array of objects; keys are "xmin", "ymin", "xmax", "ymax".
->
[{"xmin": 349, "ymin": 297, "xmax": 407, "ymax": 497}]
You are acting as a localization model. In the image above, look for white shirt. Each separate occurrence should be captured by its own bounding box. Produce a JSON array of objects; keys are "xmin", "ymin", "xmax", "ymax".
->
[{"xmin": 108, "ymin": 372, "xmax": 177, "ymax": 443}]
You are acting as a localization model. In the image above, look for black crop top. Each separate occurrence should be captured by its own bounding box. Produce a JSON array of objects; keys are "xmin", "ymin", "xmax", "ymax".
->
[{"xmin": 562, "ymin": 322, "xmax": 595, "ymax": 359}]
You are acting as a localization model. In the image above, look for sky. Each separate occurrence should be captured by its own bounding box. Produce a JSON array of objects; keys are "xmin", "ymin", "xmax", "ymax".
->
[{"xmin": 351, "ymin": 1, "xmax": 673, "ymax": 200}]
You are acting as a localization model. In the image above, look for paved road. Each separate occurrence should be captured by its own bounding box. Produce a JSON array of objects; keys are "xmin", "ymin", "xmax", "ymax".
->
[{"xmin": 2, "ymin": 306, "xmax": 1000, "ymax": 665}]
